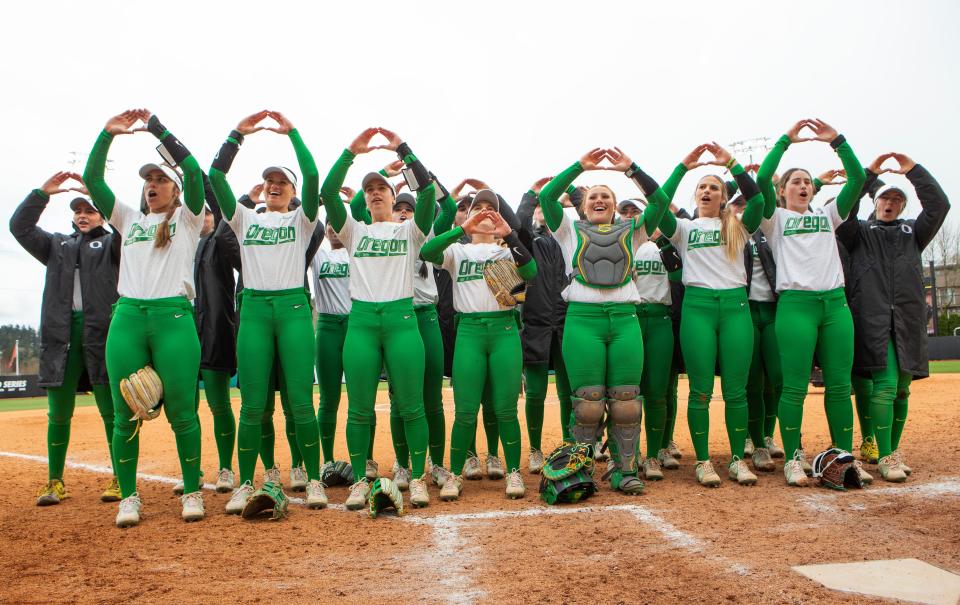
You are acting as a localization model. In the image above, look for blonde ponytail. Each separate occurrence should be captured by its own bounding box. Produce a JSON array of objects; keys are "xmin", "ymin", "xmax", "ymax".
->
[
  {"xmin": 154, "ymin": 189, "xmax": 182, "ymax": 249},
  {"xmin": 720, "ymin": 206, "xmax": 748, "ymax": 262}
]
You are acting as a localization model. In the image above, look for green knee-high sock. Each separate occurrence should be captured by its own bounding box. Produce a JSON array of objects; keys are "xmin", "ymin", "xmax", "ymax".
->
[
  {"xmin": 725, "ymin": 403, "xmax": 748, "ymax": 459},
  {"xmin": 482, "ymin": 400, "xmax": 499, "ymax": 457},
  {"xmin": 319, "ymin": 417, "xmax": 337, "ymax": 462},
  {"xmin": 559, "ymin": 396, "xmax": 572, "ymax": 443},
  {"xmin": 746, "ymin": 390, "xmax": 766, "ymax": 449},
  {"xmin": 47, "ymin": 420, "xmax": 71, "ymax": 480},
  {"xmin": 286, "ymin": 416, "xmax": 303, "ymax": 468},
  {"xmin": 891, "ymin": 396, "xmax": 908, "ymax": 452},
  {"xmin": 687, "ymin": 399, "xmax": 710, "ymax": 461},
  {"xmin": 778, "ymin": 400, "xmax": 803, "ymax": 460},
  {"xmin": 643, "ymin": 400, "xmax": 666, "ymax": 459},
  {"xmin": 525, "ymin": 395, "xmax": 545, "ymax": 451},
  {"xmin": 852, "ymin": 374, "xmax": 874, "ymax": 444},
  {"xmin": 426, "ymin": 409, "xmax": 446, "ymax": 466},
  {"xmin": 112, "ymin": 431, "xmax": 139, "ymax": 498},
  {"xmin": 175, "ymin": 425, "xmax": 202, "ymax": 494},
  {"xmin": 825, "ymin": 397, "xmax": 854, "ymax": 453},
  {"xmin": 499, "ymin": 418, "xmax": 522, "ymax": 472},
  {"xmin": 390, "ymin": 407, "xmax": 410, "ymax": 468},
  {"xmin": 763, "ymin": 386, "xmax": 779, "ymax": 440},
  {"xmin": 259, "ymin": 418, "xmax": 276, "ymax": 470},
  {"xmin": 346, "ymin": 420, "xmax": 371, "ymax": 482},
  {"xmin": 92, "ymin": 384, "xmax": 115, "ymax": 469},
  {"xmin": 663, "ymin": 372, "xmax": 679, "ymax": 449},
  {"xmin": 403, "ymin": 417, "xmax": 429, "ymax": 477},
  {"xmin": 237, "ymin": 420, "xmax": 264, "ymax": 484},
  {"xmin": 368, "ymin": 419, "xmax": 376, "ymax": 460},
  {"xmin": 293, "ymin": 420, "xmax": 321, "ymax": 479}
]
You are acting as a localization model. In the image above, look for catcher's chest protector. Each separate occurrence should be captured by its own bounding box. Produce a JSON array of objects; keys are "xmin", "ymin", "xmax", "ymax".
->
[{"xmin": 572, "ymin": 221, "xmax": 634, "ymax": 288}]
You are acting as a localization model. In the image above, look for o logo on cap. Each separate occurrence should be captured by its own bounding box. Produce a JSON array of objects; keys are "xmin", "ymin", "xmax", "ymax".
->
[
  {"xmin": 901, "ymin": 224, "xmax": 913, "ymax": 234},
  {"xmin": 89, "ymin": 241, "xmax": 103, "ymax": 249}
]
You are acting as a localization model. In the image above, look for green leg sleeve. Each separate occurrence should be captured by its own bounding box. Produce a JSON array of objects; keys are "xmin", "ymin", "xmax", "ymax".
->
[
  {"xmin": 524, "ymin": 363, "xmax": 548, "ymax": 451},
  {"xmin": 390, "ymin": 400, "xmax": 409, "ymax": 468},
  {"xmin": 746, "ymin": 305, "xmax": 767, "ymax": 447},
  {"xmin": 382, "ymin": 309, "xmax": 427, "ymax": 478},
  {"xmin": 481, "ymin": 380, "xmax": 499, "ymax": 457},
  {"xmin": 757, "ymin": 303, "xmax": 782, "ymax": 440},
  {"xmin": 638, "ymin": 309, "xmax": 673, "ymax": 458},
  {"xmin": 488, "ymin": 317, "xmax": 523, "ymax": 472},
  {"xmin": 871, "ymin": 339, "xmax": 913, "ymax": 458},
  {"xmin": 343, "ymin": 302, "xmax": 388, "ymax": 482},
  {"xmin": 552, "ymin": 337, "xmax": 573, "ymax": 444},
  {"xmin": 891, "ymin": 371, "xmax": 911, "ymax": 452},
  {"xmin": 717, "ymin": 297, "xmax": 752, "ymax": 459},
  {"xmin": 449, "ymin": 319, "xmax": 487, "ymax": 474},
  {"xmin": 664, "ymin": 368, "xmax": 679, "ymax": 448},
  {"xmin": 91, "ymin": 383, "xmax": 115, "ymax": 469},
  {"xmin": 418, "ymin": 306, "xmax": 446, "ymax": 466},
  {"xmin": 259, "ymin": 385, "xmax": 277, "ymax": 470},
  {"xmin": 561, "ymin": 305, "xmax": 611, "ymax": 443},
  {"xmin": 852, "ymin": 373, "xmax": 874, "ymax": 445},
  {"xmin": 680, "ymin": 293, "xmax": 720, "ymax": 461},
  {"xmin": 45, "ymin": 312, "xmax": 86, "ymax": 480},
  {"xmin": 275, "ymin": 359, "xmax": 304, "ymax": 469},
  {"xmin": 316, "ymin": 315, "xmax": 348, "ymax": 463},
  {"xmin": 368, "ymin": 416, "xmax": 376, "ymax": 461},
  {"xmin": 237, "ymin": 296, "xmax": 278, "ymax": 484},
  {"xmin": 607, "ymin": 310, "xmax": 644, "ymax": 473},
  {"xmin": 201, "ymin": 369, "xmax": 235, "ymax": 471},
  {"xmin": 815, "ymin": 295, "xmax": 855, "ymax": 452}
]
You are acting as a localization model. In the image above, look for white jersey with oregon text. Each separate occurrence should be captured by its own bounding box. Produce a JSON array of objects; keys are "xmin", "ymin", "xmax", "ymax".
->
[
  {"xmin": 632, "ymin": 241, "xmax": 671, "ymax": 305},
  {"xmin": 111, "ymin": 201, "xmax": 203, "ymax": 299},
  {"xmin": 668, "ymin": 216, "xmax": 747, "ymax": 290},
  {"xmin": 227, "ymin": 204, "xmax": 317, "ymax": 291},
  {"xmin": 440, "ymin": 242, "xmax": 514, "ymax": 313},
  {"xmin": 760, "ymin": 204, "xmax": 844, "ymax": 292},
  {"xmin": 747, "ymin": 238, "xmax": 775, "ymax": 302},
  {"xmin": 310, "ymin": 247, "xmax": 351, "ymax": 315},
  {"xmin": 550, "ymin": 214, "xmax": 640, "ymax": 304},
  {"xmin": 337, "ymin": 216, "xmax": 427, "ymax": 302}
]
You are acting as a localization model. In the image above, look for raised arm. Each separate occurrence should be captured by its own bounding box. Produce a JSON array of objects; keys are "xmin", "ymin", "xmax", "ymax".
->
[
  {"xmin": 8, "ymin": 172, "xmax": 81, "ymax": 264},
  {"xmin": 420, "ymin": 225, "xmax": 463, "ymax": 265},
  {"xmin": 83, "ymin": 110, "xmax": 148, "ymax": 220},
  {"xmin": 432, "ymin": 177, "xmax": 457, "ymax": 235},
  {"xmin": 321, "ymin": 127, "xmax": 381, "ymax": 232},
  {"xmin": 802, "ymin": 120, "xmax": 866, "ymax": 220},
  {"xmin": 142, "ymin": 113, "xmax": 202, "ymax": 215},
  {"xmin": 890, "ymin": 155, "xmax": 951, "ymax": 250},
  {"xmin": 757, "ymin": 122, "xmax": 807, "ymax": 219},
  {"xmin": 541, "ymin": 148, "xmax": 607, "ymax": 231}
]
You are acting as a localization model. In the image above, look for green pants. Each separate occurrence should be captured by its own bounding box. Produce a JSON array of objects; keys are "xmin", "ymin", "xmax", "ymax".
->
[
  {"xmin": 344, "ymin": 298, "xmax": 428, "ymax": 481},
  {"xmin": 680, "ymin": 286, "xmax": 752, "ymax": 461},
  {"xmin": 258, "ymin": 356, "xmax": 303, "ymax": 470},
  {"xmin": 390, "ymin": 304, "xmax": 447, "ymax": 468},
  {"xmin": 466, "ymin": 382, "xmax": 500, "ymax": 458},
  {"xmin": 870, "ymin": 339, "xmax": 912, "ymax": 458},
  {"xmin": 637, "ymin": 303, "xmax": 674, "ymax": 458},
  {"xmin": 562, "ymin": 302, "xmax": 643, "ymax": 472},
  {"xmin": 665, "ymin": 366, "xmax": 680, "ymax": 446},
  {"xmin": 775, "ymin": 288, "xmax": 854, "ymax": 458},
  {"xmin": 449, "ymin": 311, "xmax": 523, "ymax": 475},
  {"xmin": 106, "ymin": 297, "xmax": 201, "ymax": 498},
  {"xmin": 746, "ymin": 301, "xmax": 782, "ymax": 446},
  {"xmin": 852, "ymin": 373, "xmax": 874, "ymax": 445},
  {"xmin": 197, "ymin": 369, "xmax": 235, "ymax": 472},
  {"xmin": 524, "ymin": 332, "xmax": 572, "ymax": 448},
  {"xmin": 235, "ymin": 288, "xmax": 319, "ymax": 485},
  {"xmin": 316, "ymin": 313, "xmax": 348, "ymax": 463},
  {"xmin": 46, "ymin": 311, "xmax": 114, "ymax": 481}
]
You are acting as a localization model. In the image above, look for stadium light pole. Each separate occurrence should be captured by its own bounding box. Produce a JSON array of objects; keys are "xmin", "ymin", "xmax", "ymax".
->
[{"xmin": 729, "ymin": 137, "xmax": 773, "ymax": 168}]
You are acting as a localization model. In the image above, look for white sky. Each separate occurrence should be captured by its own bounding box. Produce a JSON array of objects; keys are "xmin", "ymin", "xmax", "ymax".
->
[{"xmin": 2, "ymin": 0, "xmax": 958, "ymax": 328}]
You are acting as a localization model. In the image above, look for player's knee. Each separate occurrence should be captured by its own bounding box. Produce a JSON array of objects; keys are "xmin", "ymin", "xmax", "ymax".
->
[
  {"xmin": 606, "ymin": 392, "xmax": 641, "ymax": 425},
  {"xmin": 572, "ymin": 386, "xmax": 605, "ymax": 424}
]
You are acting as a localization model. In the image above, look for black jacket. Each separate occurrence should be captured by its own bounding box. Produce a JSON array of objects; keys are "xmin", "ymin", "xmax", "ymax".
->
[
  {"xmin": 837, "ymin": 165, "xmax": 950, "ymax": 378},
  {"xmin": 9, "ymin": 190, "xmax": 119, "ymax": 387},
  {"xmin": 744, "ymin": 231, "xmax": 777, "ymax": 301},
  {"xmin": 194, "ymin": 220, "xmax": 241, "ymax": 373}
]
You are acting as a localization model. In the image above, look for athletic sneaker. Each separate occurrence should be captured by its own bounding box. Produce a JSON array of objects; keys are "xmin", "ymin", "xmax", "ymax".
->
[
  {"xmin": 728, "ymin": 456, "xmax": 758, "ymax": 486},
  {"xmin": 667, "ymin": 441, "xmax": 682, "ymax": 459},
  {"xmin": 486, "ymin": 455, "xmax": 505, "ymax": 480},
  {"xmin": 430, "ymin": 464, "xmax": 452, "ymax": 488},
  {"xmin": 505, "ymin": 470, "xmax": 526, "ymax": 499},
  {"xmin": 765, "ymin": 436, "xmax": 785, "ymax": 459},
  {"xmin": 860, "ymin": 437, "xmax": 880, "ymax": 464},
  {"xmin": 894, "ymin": 450, "xmax": 912, "ymax": 475},
  {"xmin": 345, "ymin": 479, "xmax": 370, "ymax": 511},
  {"xmin": 392, "ymin": 462, "xmax": 411, "ymax": 491},
  {"xmin": 225, "ymin": 481, "xmax": 255, "ymax": 514},
  {"xmin": 180, "ymin": 491, "xmax": 204, "ymax": 522},
  {"xmin": 172, "ymin": 470, "xmax": 204, "ymax": 496},
  {"xmin": 290, "ymin": 465, "xmax": 307, "ymax": 492},
  {"xmin": 365, "ymin": 460, "xmax": 379, "ymax": 481},
  {"xmin": 796, "ymin": 448, "xmax": 812, "ymax": 475},
  {"xmin": 642, "ymin": 457, "xmax": 664, "ymax": 481},
  {"xmin": 116, "ymin": 493, "xmax": 142, "ymax": 528},
  {"xmin": 36, "ymin": 479, "xmax": 67, "ymax": 506},
  {"xmin": 784, "ymin": 454, "xmax": 808, "ymax": 487},
  {"xmin": 440, "ymin": 474, "xmax": 463, "ymax": 501},
  {"xmin": 657, "ymin": 448, "xmax": 680, "ymax": 470},
  {"xmin": 101, "ymin": 477, "xmax": 122, "ymax": 502},
  {"xmin": 854, "ymin": 460, "xmax": 873, "ymax": 485},
  {"xmin": 409, "ymin": 477, "xmax": 430, "ymax": 508},
  {"xmin": 743, "ymin": 437, "xmax": 755, "ymax": 457},
  {"xmin": 529, "ymin": 449, "xmax": 545, "ymax": 474},
  {"xmin": 305, "ymin": 479, "xmax": 328, "ymax": 509},
  {"xmin": 878, "ymin": 454, "xmax": 907, "ymax": 483},
  {"xmin": 751, "ymin": 448, "xmax": 775, "ymax": 472},
  {"xmin": 695, "ymin": 461, "xmax": 721, "ymax": 487},
  {"xmin": 463, "ymin": 456, "xmax": 483, "ymax": 480},
  {"xmin": 263, "ymin": 466, "xmax": 282, "ymax": 486},
  {"xmin": 215, "ymin": 469, "xmax": 235, "ymax": 494},
  {"xmin": 611, "ymin": 470, "xmax": 645, "ymax": 495}
]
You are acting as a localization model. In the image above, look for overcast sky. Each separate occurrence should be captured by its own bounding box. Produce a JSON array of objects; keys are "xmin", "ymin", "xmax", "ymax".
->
[{"xmin": 2, "ymin": 0, "xmax": 958, "ymax": 328}]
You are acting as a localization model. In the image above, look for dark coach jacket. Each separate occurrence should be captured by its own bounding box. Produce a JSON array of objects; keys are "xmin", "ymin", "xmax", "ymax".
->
[
  {"xmin": 836, "ymin": 165, "xmax": 950, "ymax": 378},
  {"xmin": 9, "ymin": 190, "xmax": 119, "ymax": 388},
  {"xmin": 744, "ymin": 231, "xmax": 777, "ymax": 300}
]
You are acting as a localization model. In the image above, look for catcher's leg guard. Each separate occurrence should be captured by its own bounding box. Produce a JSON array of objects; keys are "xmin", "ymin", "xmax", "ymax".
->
[
  {"xmin": 607, "ymin": 386, "xmax": 642, "ymax": 474},
  {"xmin": 571, "ymin": 386, "xmax": 606, "ymax": 445}
]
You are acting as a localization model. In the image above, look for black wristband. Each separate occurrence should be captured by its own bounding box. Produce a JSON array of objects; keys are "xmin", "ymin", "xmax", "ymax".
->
[
  {"xmin": 229, "ymin": 129, "xmax": 245, "ymax": 146},
  {"xmin": 659, "ymin": 245, "xmax": 683, "ymax": 273},
  {"xmin": 830, "ymin": 134, "xmax": 847, "ymax": 150},
  {"xmin": 396, "ymin": 142, "xmax": 413, "ymax": 159},
  {"xmin": 159, "ymin": 133, "xmax": 190, "ymax": 165},
  {"xmin": 146, "ymin": 115, "xmax": 166, "ymax": 139},
  {"xmin": 627, "ymin": 165, "xmax": 660, "ymax": 197},
  {"xmin": 212, "ymin": 138, "xmax": 240, "ymax": 174},
  {"xmin": 430, "ymin": 172, "xmax": 449, "ymax": 200},
  {"xmin": 503, "ymin": 231, "xmax": 533, "ymax": 267}
]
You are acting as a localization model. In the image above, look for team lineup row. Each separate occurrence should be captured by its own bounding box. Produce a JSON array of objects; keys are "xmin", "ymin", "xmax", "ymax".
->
[{"xmin": 10, "ymin": 109, "xmax": 949, "ymax": 526}]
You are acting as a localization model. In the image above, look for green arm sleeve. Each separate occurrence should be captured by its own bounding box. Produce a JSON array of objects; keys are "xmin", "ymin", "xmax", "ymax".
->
[
  {"xmin": 661, "ymin": 163, "xmax": 688, "ymax": 202},
  {"xmin": 517, "ymin": 258, "xmax": 538, "ymax": 281},
  {"xmin": 420, "ymin": 225, "xmax": 463, "ymax": 265},
  {"xmin": 179, "ymin": 154, "xmax": 204, "ymax": 215},
  {"xmin": 320, "ymin": 149, "xmax": 355, "ymax": 231},
  {"xmin": 414, "ymin": 182, "xmax": 436, "ymax": 235},
  {"xmin": 208, "ymin": 167, "xmax": 237, "ymax": 221},
  {"xmin": 433, "ymin": 190, "xmax": 457, "ymax": 235},
  {"xmin": 640, "ymin": 187, "xmax": 670, "ymax": 237},
  {"xmin": 757, "ymin": 135, "xmax": 790, "ymax": 219},
  {"xmin": 540, "ymin": 162, "xmax": 583, "ymax": 231},
  {"xmin": 288, "ymin": 129, "xmax": 319, "ymax": 222},
  {"xmin": 350, "ymin": 190, "xmax": 372, "ymax": 224},
  {"xmin": 833, "ymin": 140, "xmax": 866, "ymax": 220},
  {"xmin": 82, "ymin": 130, "xmax": 117, "ymax": 220}
]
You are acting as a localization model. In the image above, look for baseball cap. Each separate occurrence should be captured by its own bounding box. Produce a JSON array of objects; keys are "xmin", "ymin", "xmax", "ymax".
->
[
  {"xmin": 139, "ymin": 163, "xmax": 183, "ymax": 190},
  {"xmin": 262, "ymin": 166, "xmax": 298, "ymax": 190},
  {"xmin": 394, "ymin": 192, "xmax": 416, "ymax": 211},
  {"xmin": 361, "ymin": 172, "xmax": 396, "ymax": 196},
  {"xmin": 69, "ymin": 197, "xmax": 101, "ymax": 215},
  {"xmin": 873, "ymin": 184, "xmax": 908, "ymax": 203},
  {"xmin": 617, "ymin": 198, "xmax": 646, "ymax": 213},
  {"xmin": 469, "ymin": 189, "xmax": 500, "ymax": 213}
]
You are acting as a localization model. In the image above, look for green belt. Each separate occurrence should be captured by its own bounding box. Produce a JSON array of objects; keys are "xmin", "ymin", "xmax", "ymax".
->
[
  {"xmin": 778, "ymin": 287, "xmax": 845, "ymax": 301},
  {"xmin": 684, "ymin": 285, "xmax": 748, "ymax": 301},
  {"xmin": 635, "ymin": 302, "xmax": 671, "ymax": 317},
  {"xmin": 350, "ymin": 298, "xmax": 415, "ymax": 313},
  {"xmin": 566, "ymin": 301, "xmax": 637, "ymax": 315},
  {"xmin": 242, "ymin": 287, "xmax": 308, "ymax": 298},
  {"xmin": 116, "ymin": 296, "xmax": 192, "ymax": 309}
]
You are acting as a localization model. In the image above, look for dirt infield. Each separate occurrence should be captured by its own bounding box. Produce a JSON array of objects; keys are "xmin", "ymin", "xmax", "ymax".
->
[{"xmin": 1, "ymin": 375, "xmax": 958, "ymax": 604}]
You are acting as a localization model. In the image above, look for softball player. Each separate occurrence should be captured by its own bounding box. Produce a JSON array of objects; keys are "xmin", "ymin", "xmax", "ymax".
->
[
  {"xmin": 540, "ymin": 147, "xmax": 670, "ymax": 495},
  {"xmin": 10, "ymin": 173, "xmax": 121, "ymax": 505},
  {"xmin": 756, "ymin": 119, "xmax": 868, "ymax": 486},
  {"xmin": 421, "ymin": 191, "xmax": 537, "ymax": 500},
  {"xmin": 320, "ymin": 127, "xmax": 438, "ymax": 510},
  {"xmin": 657, "ymin": 142, "xmax": 765, "ymax": 487},
  {"xmin": 82, "ymin": 110, "xmax": 205, "ymax": 526},
  {"xmin": 208, "ymin": 110, "xmax": 326, "ymax": 513}
]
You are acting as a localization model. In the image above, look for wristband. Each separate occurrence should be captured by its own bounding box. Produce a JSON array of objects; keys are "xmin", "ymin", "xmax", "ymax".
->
[
  {"xmin": 146, "ymin": 115, "xmax": 167, "ymax": 139},
  {"xmin": 829, "ymin": 134, "xmax": 847, "ymax": 150},
  {"xmin": 725, "ymin": 157, "xmax": 737, "ymax": 170},
  {"xmin": 229, "ymin": 130, "xmax": 245, "ymax": 146}
]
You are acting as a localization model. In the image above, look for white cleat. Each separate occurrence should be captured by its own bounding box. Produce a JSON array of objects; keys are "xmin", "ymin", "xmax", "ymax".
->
[
  {"xmin": 345, "ymin": 479, "xmax": 370, "ymax": 511},
  {"xmin": 657, "ymin": 448, "xmax": 680, "ymax": 470},
  {"xmin": 440, "ymin": 474, "xmax": 463, "ymax": 501},
  {"xmin": 290, "ymin": 465, "xmax": 307, "ymax": 492},
  {"xmin": 463, "ymin": 456, "xmax": 483, "ymax": 480},
  {"xmin": 181, "ymin": 491, "xmax": 205, "ymax": 522},
  {"xmin": 215, "ymin": 468, "xmax": 235, "ymax": 493},
  {"xmin": 642, "ymin": 457, "xmax": 664, "ymax": 481},
  {"xmin": 765, "ymin": 436, "xmax": 785, "ymax": 458},
  {"xmin": 505, "ymin": 470, "xmax": 526, "ymax": 499},
  {"xmin": 306, "ymin": 479, "xmax": 328, "ymax": 509},
  {"xmin": 728, "ymin": 456, "xmax": 758, "ymax": 486},
  {"xmin": 116, "ymin": 493, "xmax": 142, "ymax": 528},
  {"xmin": 784, "ymin": 456, "xmax": 808, "ymax": 487},
  {"xmin": 365, "ymin": 460, "xmax": 379, "ymax": 481},
  {"xmin": 486, "ymin": 455, "xmax": 505, "ymax": 480},
  {"xmin": 264, "ymin": 466, "xmax": 282, "ymax": 486},
  {"xmin": 225, "ymin": 482, "xmax": 255, "ymax": 514},
  {"xmin": 695, "ymin": 461, "xmax": 721, "ymax": 487},
  {"xmin": 392, "ymin": 461, "xmax": 411, "ymax": 491},
  {"xmin": 430, "ymin": 464, "xmax": 452, "ymax": 488},
  {"xmin": 752, "ymin": 448, "xmax": 775, "ymax": 472},
  {"xmin": 409, "ymin": 477, "xmax": 430, "ymax": 508},
  {"xmin": 529, "ymin": 449, "xmax": 545, "ymax": 474},
  {"xmin": 743, "ymin": 437, "xmax": 755, "ymax": 457}
]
